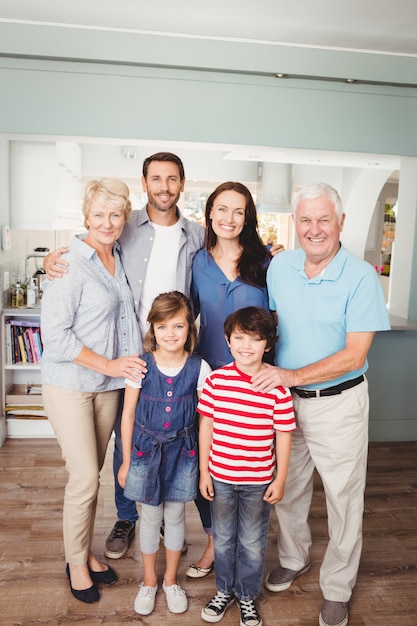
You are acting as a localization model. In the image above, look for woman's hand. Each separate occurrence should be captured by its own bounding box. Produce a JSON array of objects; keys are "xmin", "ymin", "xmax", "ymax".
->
[
  {"xmin": 105, "ymin": 355, "xmax": 147, "ymax": 381},
  {"xmin": 43, "ymin": 247, "xmax": 69, "ymax": 280},
  {"xmin": 73, "ymin": 348, "xmax": 147, "ymax": 380},
  {"xmin": 270, "ymin": 243, "xmax": 285, "ymax": 257}
]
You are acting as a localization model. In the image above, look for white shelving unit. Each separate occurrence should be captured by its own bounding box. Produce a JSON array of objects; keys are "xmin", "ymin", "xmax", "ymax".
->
[{"xmin": 1, "ymin": 308, "xmax": 54, "ymax": 442}]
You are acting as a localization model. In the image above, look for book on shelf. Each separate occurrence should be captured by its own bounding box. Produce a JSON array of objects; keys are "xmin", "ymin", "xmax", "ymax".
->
[
  {"xmin": 17, "ymin": 333, "xmax": 28, "ymax": 363},
  {"xmin": 8, "ymin": 319, "xmax": 41, "ymax": 327},
  {"xmin": 5, "ymin": 320, "xmax": 43, "ymax": 365}
]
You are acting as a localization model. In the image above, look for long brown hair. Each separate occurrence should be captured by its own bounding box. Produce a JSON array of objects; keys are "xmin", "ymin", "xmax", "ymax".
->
[
  {"xmin": 143, "ymin": 291, "xmax": 197, "ymax": 354},
  {"xmin": 204, "ymin": 182, "xmax": 270, "ymax": 287}
]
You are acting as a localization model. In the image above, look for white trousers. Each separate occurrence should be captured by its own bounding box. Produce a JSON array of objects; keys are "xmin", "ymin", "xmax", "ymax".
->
[
  {"xmin": 43, "ymin": 384, "xmax": 120, "ymax": 564},
  {"xmin": 274, "ymin": 378, "xmax": 369, "ymax": 602}
]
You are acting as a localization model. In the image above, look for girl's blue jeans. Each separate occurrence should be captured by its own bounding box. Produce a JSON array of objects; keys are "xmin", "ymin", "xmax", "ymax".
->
[{"xmin": 211, "ymin": 478, "xmax": 270, "ymax": 601}]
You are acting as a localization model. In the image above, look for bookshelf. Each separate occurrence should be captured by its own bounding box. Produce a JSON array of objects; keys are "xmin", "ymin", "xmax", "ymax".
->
[{"xmin": 1, "ymin": 308, "xmax": 54, "ymax": 443}]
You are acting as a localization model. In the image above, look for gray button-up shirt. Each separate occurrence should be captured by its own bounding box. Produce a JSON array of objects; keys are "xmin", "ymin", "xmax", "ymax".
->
[
  {"xmin": 41, "ymin": 234, "xmax": 140, "ymax": 392},
  {"xmin": 118, "ymin": 206, "xmax": 205, "ymax": 350}
]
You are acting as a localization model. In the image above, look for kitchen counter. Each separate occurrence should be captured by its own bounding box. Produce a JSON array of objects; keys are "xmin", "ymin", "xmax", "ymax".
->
[{"xmin": 389, "ymin": 313, "xmax": 417, "ymax": 330}]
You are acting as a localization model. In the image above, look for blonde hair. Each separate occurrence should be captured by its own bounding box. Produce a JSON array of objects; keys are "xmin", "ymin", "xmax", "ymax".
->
[
  {"xmin": 82, "ymin": 178, "xmax": 132, "ymax": 229},
  {"xmin": 143, "ymin": 291, "xmax": 197, "ymax": 354}
]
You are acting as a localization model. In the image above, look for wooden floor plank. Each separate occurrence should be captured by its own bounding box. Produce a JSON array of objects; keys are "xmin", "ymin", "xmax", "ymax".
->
[{"xmin": 0, "ymin": 439, "xmax": 416, "ymax": 625}]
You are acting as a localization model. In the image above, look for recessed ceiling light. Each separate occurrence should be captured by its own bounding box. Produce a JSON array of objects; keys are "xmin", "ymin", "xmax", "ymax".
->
[{"xmin": 275, "ymin": 73, "xmax": 288, "ymax": 79}]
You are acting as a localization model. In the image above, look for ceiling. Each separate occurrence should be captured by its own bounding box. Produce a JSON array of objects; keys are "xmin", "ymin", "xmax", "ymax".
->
[
  {"xmin": 1, "ymin": 0, "xmax": 415, "ymax": 176},
  {"xmin": 1, "ymin": 0, "xmax": 417, "ymax": 56}
]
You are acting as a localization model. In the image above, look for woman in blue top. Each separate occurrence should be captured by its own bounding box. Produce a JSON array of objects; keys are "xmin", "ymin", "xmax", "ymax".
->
[
  {"xmin": 189, "ymin": 181, "xmax": 274, "ymax": 577},
  {"xmin": 192, "ymin": 181, "xmax": 272, "ymax": 369}
]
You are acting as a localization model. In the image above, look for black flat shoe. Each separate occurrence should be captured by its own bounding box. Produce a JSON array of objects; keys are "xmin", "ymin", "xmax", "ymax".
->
[
  {"xmin": 66, "ymin": 563, "xmax": 99, "ymax": 604},
  {"xmin": 89, "ymin": 564, "xmax": 118, "ymax": 585}
]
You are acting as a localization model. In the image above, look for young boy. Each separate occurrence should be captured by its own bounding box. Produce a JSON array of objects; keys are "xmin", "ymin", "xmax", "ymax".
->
[{"xmin": 198, "ymin": 306, "xmax": 296, "ymax": 626}]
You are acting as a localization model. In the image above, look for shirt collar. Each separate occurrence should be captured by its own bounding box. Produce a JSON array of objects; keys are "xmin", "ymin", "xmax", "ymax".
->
[
  {"xmin": 72, "ymin": 233, "xmax": 121, "ymax": 258},
  {"xmin": 291, "ymin": 243, "xmax": 348, "ymax": 283},
  {"xmin": 232, "ymin": 361, "xmax": 252, "ymax": 382},
  {"xmin": 135, "ymin": 205, "xmax": 186, "ymax": 230}
]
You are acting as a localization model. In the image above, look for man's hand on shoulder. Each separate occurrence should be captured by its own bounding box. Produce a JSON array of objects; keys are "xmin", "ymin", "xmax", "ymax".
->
[
  {"xmin": 251, "ymin": 364, "xmax": 296, "ymax": 393},
  {"xmin": 44, "ymin": 247, "xmax": 69, "ymax": 280}
]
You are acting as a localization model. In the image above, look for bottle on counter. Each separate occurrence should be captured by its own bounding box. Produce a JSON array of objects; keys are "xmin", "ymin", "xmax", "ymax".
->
[
  {"xmin": 26, "ymin": 278, "xmax": 37, "ymax": 308},
  {"xmin": 12, "ymin": 281, "xmax": 24, "ymax": 308},
  {"xmin": 32, "ymin": 277, "xmax": 39, "ymax": 306}
]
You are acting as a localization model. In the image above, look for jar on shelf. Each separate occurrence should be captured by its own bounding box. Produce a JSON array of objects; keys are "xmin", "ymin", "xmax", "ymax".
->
[{"xmin": 11, "ymin": 281, "xmax": 24, "ymax": 308}]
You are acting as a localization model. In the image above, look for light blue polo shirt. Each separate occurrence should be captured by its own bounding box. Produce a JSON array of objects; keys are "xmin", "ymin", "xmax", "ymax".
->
[{"xmin": 267, "ymin": 245, "xmax": 391, "ymax": 389}]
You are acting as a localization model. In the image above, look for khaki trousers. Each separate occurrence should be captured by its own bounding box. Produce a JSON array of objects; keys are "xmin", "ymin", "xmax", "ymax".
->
[
  {"xmin": 274, "ymin": 379, "xmax": 369, "ymax": 602},
  {"xmin": 43, "ymin": 384, "xmax": 121, "ymax": 564}
]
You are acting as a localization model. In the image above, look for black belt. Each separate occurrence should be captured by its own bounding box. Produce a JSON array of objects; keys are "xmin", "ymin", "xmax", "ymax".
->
[{"xmin": 291, "ymin": 375, "xmax": 364, "ymax": 399}]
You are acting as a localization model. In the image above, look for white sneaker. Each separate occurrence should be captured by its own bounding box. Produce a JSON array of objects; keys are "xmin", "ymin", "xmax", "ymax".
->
[
  {"xmin": 162, "ymin": 580, "xmax": 188, "ymax": 613},
  {"xmin": 134, "ymin": 583, "xmax": 158, "ymax": 615}
]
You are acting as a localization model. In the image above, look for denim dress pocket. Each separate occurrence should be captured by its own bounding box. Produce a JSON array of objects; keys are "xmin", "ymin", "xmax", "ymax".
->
[
  {"xmin": 179, "ymin": 444, "xmax": 198, "ymax": 482},
  {"xmin": 166, "ymin": 444, "xmax": 198, "ymax": 501},
  {"xmin": 123, "ymin": 448, "xmax": 153, "ymax": 502}
]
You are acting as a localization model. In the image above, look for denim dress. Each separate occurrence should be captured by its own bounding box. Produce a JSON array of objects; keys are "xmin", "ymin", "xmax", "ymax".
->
[{"xmin": 124, "ymin": 353, "xmax": 201, "ymax": 506}]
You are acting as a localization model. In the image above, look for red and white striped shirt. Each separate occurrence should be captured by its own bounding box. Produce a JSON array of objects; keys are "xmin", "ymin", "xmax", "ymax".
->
[{"xmin": 197, "ymin": 362, "xmax": 296, "ymax": 485}]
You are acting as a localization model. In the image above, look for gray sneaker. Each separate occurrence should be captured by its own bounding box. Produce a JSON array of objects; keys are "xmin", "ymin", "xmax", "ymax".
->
[
  {"xmin": 319, "ymin": 600, "xmax": 349, "ymax": 626},
  {"xmin": 104, "ymin": 520, "xmax": 135, "ymax": 559},
  {"xmin": 264, "ymin": 562, "xmax": 310, "ymax": 592}
]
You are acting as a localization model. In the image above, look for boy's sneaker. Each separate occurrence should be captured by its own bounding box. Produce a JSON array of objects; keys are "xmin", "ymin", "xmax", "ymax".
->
[
  {"xmin": 134, "ymin": 583, "xmax": 157, "ymax": 615},
  {"xmin": 162, "ymin": 581, "xmax": 188, "ymax": 613},
  {"xmin": 104, "ymin": 520, "xmax": 135, "ymax": 559},
  {"xmin": 201, "ymin": 591, "xmax": 235, "ymax": 622},
  {"xmin": 238, "ymin": 599, "xmax": 262, "ymax": 626}
]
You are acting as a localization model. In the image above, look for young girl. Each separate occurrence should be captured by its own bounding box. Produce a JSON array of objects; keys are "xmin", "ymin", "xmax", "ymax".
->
[{"xmin": 117, "ymin": 291, "xmax": 211, "ymax": 617}]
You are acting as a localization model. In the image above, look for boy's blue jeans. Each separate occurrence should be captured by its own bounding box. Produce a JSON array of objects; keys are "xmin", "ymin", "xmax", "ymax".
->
[{"xmin": 211, "ymin": 478, "xmax": 270, "ymax": 601}]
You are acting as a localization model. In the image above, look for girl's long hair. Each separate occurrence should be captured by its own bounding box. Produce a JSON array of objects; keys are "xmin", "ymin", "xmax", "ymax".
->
[
  {"xmin": 204, "ymin": 181, "xmax": 270, "ymax": 287},
  {"xmin": 143, "ymin": 291, "xmax": 197, "ymax": 354}
]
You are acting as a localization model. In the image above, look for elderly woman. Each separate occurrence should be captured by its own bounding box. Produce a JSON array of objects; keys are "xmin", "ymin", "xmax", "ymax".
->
[{"xmin": 41, "ymin": 178, "xmax": 142, "ymax": 604}]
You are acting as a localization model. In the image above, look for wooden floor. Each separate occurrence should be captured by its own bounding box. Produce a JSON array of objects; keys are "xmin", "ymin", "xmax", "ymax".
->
[{"xmin": 0, "ymin": 438, "xmax": 416, "ymax": 626}]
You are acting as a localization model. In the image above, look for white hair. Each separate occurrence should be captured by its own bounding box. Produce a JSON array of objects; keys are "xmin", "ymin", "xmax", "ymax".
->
[{"xmin": 292, "ymin": 183, "xmax": 343, "ymax": 220}]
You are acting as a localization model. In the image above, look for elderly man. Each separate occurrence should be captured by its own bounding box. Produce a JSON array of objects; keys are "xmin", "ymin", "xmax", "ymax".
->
[{"xmin": 251, "ymin": 183, "xmax": 390, "ymax": 626}]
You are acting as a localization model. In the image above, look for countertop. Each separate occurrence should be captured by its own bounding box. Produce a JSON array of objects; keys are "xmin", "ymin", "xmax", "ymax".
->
[{"xmin": 389, "ymin": 313, "xmax": 417, "ymax": 330}]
